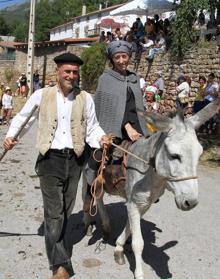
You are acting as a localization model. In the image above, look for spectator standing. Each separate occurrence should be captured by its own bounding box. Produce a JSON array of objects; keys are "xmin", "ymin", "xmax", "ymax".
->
[
  {"xmin": 99, "ymin": 30, "xmax": 106, "ymax": 43},
  {"xmin": 153, "ymin": 14, "xmax": 161, "ymax": 34},
  {"xmin": 0, "ymin": 82, "xmax": 5, "ymax": 120},
  {"xmin": 199, "ymin": 73, "xmax": 219, "ymax": 134},
  {"xmin": 203, "ymin": 73, "xmax": 219, "ymax": 104},
  {"xmin": 144, "ymin": 18, "xmax": 155, "ymax": 39},
  {"xmin": 163, "ymin": 18, "xmax": 172, "ymax": 48},
  {"xmin": 132, "ymin": 17, "xmax": 144, "ymax": 40},
  {"xmin": 176, "ymin": 75, "xmax": 190, "ymax": 109},
  {"xmin": 18, "ymin": 73, "xmax": 27, "ymax": 97},
  {"xmin": 2, "ymin": 86, "xmax": 13, "ymax": 125},
  {"xmin": 33, "ymin": 70, "xmax": 40, "ymax": 92},
  {"xmin": 193, "ymin": 75, "xmax": 207, "ymax": 114},
  {"xmin": 216, "ymin": 24, "xmax": 220, "ymax": 53}
]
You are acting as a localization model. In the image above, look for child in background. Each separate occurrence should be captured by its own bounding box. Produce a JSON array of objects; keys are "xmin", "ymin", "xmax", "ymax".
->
[{"xmin": 2, "ymin": 86, "xmax": 13, "ymax": 125}]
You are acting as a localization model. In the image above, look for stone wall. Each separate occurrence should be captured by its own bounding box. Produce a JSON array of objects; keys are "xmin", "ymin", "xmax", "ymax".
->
[
  {"xmin": 134, "ymin": 43, "xmax": 220, "ymax": 114},
  {"xmin": 0, "ymin": 60, "xmax": 16, "ymax": 85},
  {"xmin": 1, "ymin": 43, "xmax": 219, "ymax": 115}
]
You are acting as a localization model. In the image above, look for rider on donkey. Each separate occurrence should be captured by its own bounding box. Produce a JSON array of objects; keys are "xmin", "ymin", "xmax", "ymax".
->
[{"xmin": 84, "ymin": 40, "xmax": 151, "ymax": 212}]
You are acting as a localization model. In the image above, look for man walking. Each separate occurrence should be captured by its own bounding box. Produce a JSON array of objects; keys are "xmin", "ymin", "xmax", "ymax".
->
[{"xmin": 3, "ymin": 52, "xmax": 108, "ymax": 279}]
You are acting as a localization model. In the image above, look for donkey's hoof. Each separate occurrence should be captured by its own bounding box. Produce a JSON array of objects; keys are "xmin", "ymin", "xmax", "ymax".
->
[
  {"xmin": 85, "ymin": 224, "xmax": 93, "ymax": 236},
  {"xmin": 114, "ymin": 251, "xmax": 126, "ymax": 265}
]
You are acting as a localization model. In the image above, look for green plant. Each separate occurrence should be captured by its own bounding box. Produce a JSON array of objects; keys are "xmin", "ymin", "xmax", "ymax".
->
[
  {"xmin": 81, "ymin": 43, "xmax": 107, "ymax": 92},
  {"xmin": 171, "ymin": 0, "xmax": 209, "ymax": 57},
  {"xmin": 197, "ymin": 40, "xmax": 210, "ymax": 48},
  {"xmin": 4, "ymin": 68, "xmax": 14, "ymax": 83}
]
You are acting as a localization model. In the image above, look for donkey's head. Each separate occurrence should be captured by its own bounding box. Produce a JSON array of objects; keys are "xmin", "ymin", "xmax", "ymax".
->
[{"xmin": 141, "ymin": 99, "xmax": 220, "ymax": 211}]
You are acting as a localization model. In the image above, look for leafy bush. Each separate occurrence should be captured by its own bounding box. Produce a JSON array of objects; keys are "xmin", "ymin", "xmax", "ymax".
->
[
  {"xmin": 171, "ymin": 0, "xmax": 209, "ymax": 57},
  {"xmin": 4, "ymin": 68, "xmax": 14, "ymax": 83},
  {"xmin": 81, "ymin": 43, "xmax": 107, "ymax": 93}
]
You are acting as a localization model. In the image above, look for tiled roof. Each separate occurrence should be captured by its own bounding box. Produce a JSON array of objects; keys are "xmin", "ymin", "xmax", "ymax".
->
[
  {"xmin": 0, "ymin": 41, "xmax": 23, "ymax": 48},
  {"xmin": 14, "ymin": 37, "xmax": 98, "ymax": 48}
]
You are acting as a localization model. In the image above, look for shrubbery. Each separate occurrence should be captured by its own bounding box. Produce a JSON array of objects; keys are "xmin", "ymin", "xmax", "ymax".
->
[{"xmin": 81, "ymin": 43, "xmax": 107, "ymax": 93}]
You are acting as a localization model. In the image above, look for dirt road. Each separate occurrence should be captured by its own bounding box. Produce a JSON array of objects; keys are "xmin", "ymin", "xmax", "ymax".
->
[{"xmin": 0, "ymin": 124, "xmax": 220, "ymax": 279}]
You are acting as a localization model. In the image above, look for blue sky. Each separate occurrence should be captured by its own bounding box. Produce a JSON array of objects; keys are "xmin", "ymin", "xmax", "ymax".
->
[{"xmin": 0, "ymin": 0, "xmax": 26, "ymax": 10}]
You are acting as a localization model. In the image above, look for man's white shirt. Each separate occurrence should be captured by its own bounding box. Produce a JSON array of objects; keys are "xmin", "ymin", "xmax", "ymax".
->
[{"xmin": 6, "ymin": 88, "xmax": 105, "ymax": 149}]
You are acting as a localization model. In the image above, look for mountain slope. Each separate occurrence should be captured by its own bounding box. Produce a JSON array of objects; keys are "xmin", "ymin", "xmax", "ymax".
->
[{"xmin": 0, "ymin": 0, "xmax": 28, "ymax": 10}]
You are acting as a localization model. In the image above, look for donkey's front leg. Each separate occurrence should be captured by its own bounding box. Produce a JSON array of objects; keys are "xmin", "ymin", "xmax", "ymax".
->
[
  {"xmin": 127, "ymin": 202, "xmax": 144, "ymax": 279},
  {"xmin": 114, "ymin": 220, "xmax": 130, "ymax": 265}
]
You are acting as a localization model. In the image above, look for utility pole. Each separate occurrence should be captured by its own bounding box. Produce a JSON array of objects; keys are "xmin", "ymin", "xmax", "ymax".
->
[{"xmin": 26, "ymin": 0, "xmax": 36, "ymax": 96}]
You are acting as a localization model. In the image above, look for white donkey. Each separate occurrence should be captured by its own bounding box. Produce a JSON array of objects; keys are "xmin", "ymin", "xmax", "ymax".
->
[{"xmin": 83, "ymin": 99, "xmax": 220, "ymax": 279}]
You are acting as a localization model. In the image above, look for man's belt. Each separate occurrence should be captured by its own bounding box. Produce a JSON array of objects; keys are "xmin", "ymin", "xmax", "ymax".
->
[{"xmin": 50, "ymin": 148, "xmax": 75, "ymax": 155}]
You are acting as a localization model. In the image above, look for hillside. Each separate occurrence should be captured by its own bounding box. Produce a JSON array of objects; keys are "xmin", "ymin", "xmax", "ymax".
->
[
  {"xmin": 0, "ymin": 1, "xmax": 30, "ymax": 24},
  {"xmin": 0, "ymin": 0, "xmax": 126, "ymax": 41}
]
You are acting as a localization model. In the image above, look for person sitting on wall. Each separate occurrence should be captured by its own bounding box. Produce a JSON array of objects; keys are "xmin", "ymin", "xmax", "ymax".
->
[
  {"xmin": 153, "ymin": 70, "xmax": 164, "ymax": 98},
  {"xmin": 140, "ymin": 35, "xmax": 154, "ymax": 50},
  {"xmin": 146, "ymin": 31, "xmax": 166, "ymax": 62}
]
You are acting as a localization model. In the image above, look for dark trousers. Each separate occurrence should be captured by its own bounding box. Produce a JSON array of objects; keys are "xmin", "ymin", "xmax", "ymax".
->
[
  {"xmin": 36, "ymin": 149, "xmax": 83, "ymax": 277},
  {"xmin": 193, "ymin": 99, "xmax": 210, "ymax": 114}
]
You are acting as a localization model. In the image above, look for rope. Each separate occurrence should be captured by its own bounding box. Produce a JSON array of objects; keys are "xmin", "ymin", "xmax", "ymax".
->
[
  {"xmin": 110, "ymin": 141, "xmax": 149, "ymax": 165},
  {"xmin": 88, "ymin": 135, "xmax": 199, "ymax": 216},
  {"xmin": 89, "ymin": 145, "xmax": 109, "ymax": 217},
  {"xmin": 166, "ymin": 175, "xmax": 198, "ymax": 182}
]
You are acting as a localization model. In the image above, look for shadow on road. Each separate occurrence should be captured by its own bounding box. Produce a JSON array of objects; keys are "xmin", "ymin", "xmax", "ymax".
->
[
  {"xmin": 85, "ymin": 202, "xmax": 178, "ymax": 279},
  {"xmin": 35, "ymin": 202, "xmax": 178, "ymax": 278}
]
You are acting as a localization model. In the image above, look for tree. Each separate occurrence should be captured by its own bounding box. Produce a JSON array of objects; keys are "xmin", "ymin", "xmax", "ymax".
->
[
  {"xmin": 171, "ymin": 0, "xmax": 209, "ymax": 57},
  {"xmin": 0, "ymin": 16, "xmax": 10, "ymax": 35},
  {"xmin": 1, "ymin": 0, "xmax": 124, "ymax": 41},
  {"xmin": 81, "ymin": 43, "xmax": 106, "ymax": 92}
]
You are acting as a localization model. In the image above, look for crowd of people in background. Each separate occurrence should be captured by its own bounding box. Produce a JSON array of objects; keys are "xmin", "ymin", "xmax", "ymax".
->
[
  {"xmin": 99, "ymin": 11, "xmax": 220, "ymax": 63},
  {"xmin": 99, "ymin": 15, "xmax": 171, "ymax": 62},
  {"xmin": 140, "ymin": 69, "xmax": 220, "ymax": 134},
  {"xmin": 0, "ymin": 27, "xmax": 220, "ymax": 134}
]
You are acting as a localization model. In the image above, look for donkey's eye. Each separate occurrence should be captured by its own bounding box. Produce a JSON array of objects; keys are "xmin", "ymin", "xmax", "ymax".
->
[{"xmin": 170, "ymin": 154, "xmax": 181, "ymax": 161}]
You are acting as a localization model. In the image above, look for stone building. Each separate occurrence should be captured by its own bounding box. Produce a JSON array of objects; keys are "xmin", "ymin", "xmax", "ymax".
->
[{"xmin": 0, "ymin": 38, "xmax": 96, "ymax": 88}]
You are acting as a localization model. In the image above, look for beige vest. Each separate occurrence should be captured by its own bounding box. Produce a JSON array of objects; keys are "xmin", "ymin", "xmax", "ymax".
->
[{"xmin": 36, "ymin": 85, "xmax": 87, "ymax": 157}]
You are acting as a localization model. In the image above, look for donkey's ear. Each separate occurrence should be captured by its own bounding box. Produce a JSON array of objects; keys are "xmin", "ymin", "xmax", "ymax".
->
[
  {"xmin": 138, "ymin": 111, "xmax": 173, "ymax": 132},
  {"xmin": 187, "ymin": 98, "xmax": 220, "ymax": 130}
]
